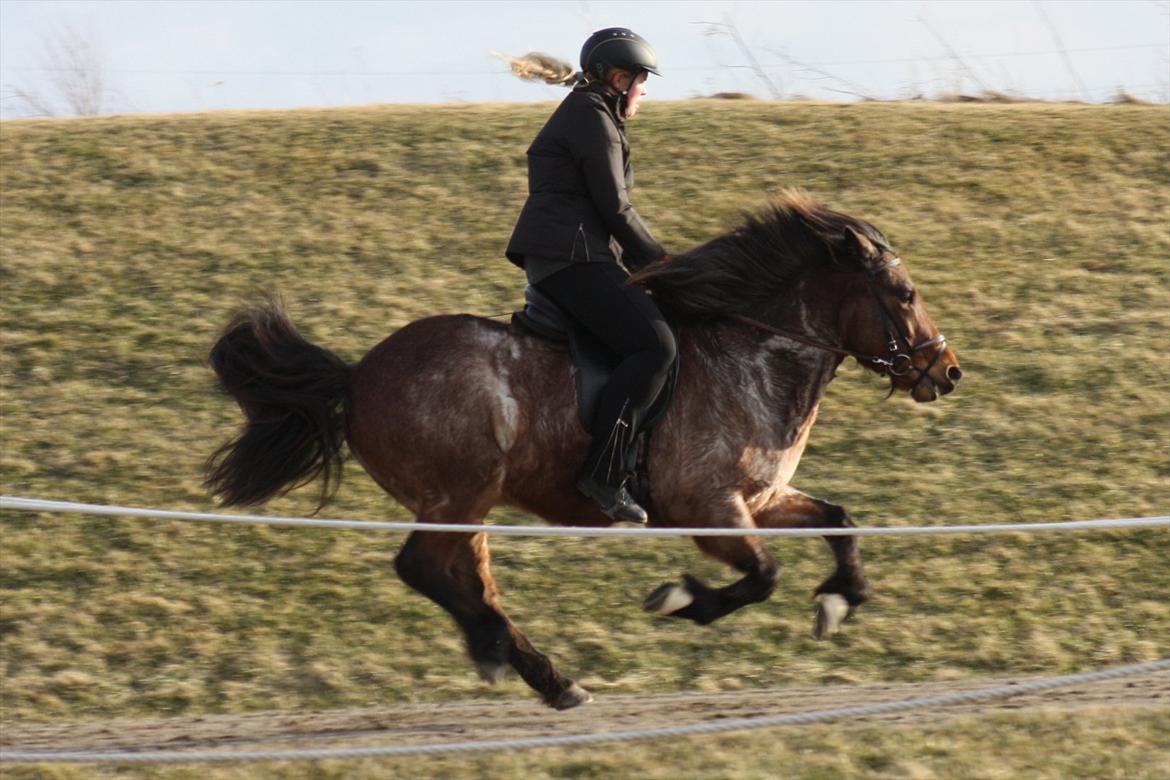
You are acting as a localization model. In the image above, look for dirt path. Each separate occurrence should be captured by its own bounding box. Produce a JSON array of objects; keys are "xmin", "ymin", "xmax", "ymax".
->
[{"xmin": 4, "ymin": 670, "xmax": 1167, "ymax": 757}]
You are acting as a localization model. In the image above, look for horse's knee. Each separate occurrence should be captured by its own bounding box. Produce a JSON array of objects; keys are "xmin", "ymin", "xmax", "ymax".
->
[
  {"xmin": 729, "ymin": 558, "xmax": 780, "ymax": 606},
  {"xmin": 692, "ymin": 538, "xmax": 780, "ymax": 603},
  {"xmin": 646, "ymin": 559, "xmax": 778, "ymax": 626},
  {"xmin": 822, "ymin": 506, "xmax": 861, "ymax": 557},
  {"xmin": 754, "ymin": 558, "xmax": 781, "ymax": 600}
]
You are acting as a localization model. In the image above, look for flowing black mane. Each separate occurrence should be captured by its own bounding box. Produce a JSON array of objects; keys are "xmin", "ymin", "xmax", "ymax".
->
[{"xmin": 632, "ymin": 192, "xmax": 891, "ymax": 320}]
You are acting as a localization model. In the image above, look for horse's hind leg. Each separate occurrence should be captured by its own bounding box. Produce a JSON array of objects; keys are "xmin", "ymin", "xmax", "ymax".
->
[
  {"xmin": 755, "ymin": 487, "xmax": 871, "ymax": 639},
  {"xmin": 394, "ymin": 528, "xmax": 591, "ymax": 710}
]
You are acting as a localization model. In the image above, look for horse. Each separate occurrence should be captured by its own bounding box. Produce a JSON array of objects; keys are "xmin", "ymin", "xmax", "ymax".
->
[{"xmin": 205, "ymin": 192, "xmax": 962, "ymax": 710}]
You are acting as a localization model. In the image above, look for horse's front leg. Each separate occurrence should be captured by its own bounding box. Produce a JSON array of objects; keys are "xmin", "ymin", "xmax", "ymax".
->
[
  {"xmin": 643, "ymin": 495, "xmax": 780, "ymax": 625},
  {"xmin": 754, "ymin": 486, "xmax": 871, "ymax": 639}
]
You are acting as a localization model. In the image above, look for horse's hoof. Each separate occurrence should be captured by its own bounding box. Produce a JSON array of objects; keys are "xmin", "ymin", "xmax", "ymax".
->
[
  {"xmin": 553, "ymin": 683, "xmax": 593, "ymax": 710},
  {"xmin": 813, "ymin": 593, "xmax": 850, "ymax": 639},
  {"xmin": 643, "ymin": 581, "xmax": 694, "ymax": 615},
  {"xmin": 476, "ymin": 660, "xmax": 507, "ymax": 684}
]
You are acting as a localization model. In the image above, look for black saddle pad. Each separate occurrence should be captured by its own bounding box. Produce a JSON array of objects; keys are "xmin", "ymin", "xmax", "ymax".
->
[{"xmin": 511, "ymin": 285, "xmax": 678, "ymax": 434}]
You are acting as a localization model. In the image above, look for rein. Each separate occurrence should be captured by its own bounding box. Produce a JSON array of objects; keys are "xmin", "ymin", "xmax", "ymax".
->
[
  {"xmin": 730, "ymin": 257, "xmax": 948, "ymax": 387},
  {"xmin": 729, "ymin": 313, "xmax": 933, "ymax": 375}
]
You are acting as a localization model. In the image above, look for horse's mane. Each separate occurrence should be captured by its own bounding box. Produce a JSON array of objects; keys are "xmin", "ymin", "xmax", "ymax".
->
[{"xmin": 632, "ymin": 191, "xmax": 891, "ymax": 320}]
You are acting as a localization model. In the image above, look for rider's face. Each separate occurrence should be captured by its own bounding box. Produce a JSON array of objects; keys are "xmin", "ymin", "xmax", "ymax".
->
[{"xmin": 609, "ymin": 70, "xmax": 649, "ymax": 119}]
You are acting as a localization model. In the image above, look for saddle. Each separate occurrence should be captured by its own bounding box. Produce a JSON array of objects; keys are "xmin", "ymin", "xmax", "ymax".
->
[{"xmin": 511, "ymin": 285, "xmax": 679, "ymax": 500}]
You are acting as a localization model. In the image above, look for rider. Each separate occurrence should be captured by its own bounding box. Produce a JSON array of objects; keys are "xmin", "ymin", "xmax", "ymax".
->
[{"xmin": 505, "ymin": 28, "xmax": 674, "ymax": 524}]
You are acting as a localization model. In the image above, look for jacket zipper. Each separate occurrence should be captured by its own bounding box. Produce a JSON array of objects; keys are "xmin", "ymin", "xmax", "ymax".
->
[{"xmin": 572, "ymin": 222, "xmax": 592, "ymax": 263}]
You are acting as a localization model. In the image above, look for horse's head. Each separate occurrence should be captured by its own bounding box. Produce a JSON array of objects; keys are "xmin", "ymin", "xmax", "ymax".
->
[
  {"xmin": 834, "ymin": 225, "xmax": 962, "ymax": 402},
  {"xmin": 629, "ymin": 192, "xmax": 963, "ymax": 402}
]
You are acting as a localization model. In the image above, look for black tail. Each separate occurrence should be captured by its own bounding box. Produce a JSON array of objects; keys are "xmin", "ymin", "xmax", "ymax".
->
[{"xmin": 204, "ymin": 297, "xmax": 350, "ymax": 510}]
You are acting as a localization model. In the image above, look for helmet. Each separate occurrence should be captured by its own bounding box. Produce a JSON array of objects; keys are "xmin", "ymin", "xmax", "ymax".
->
[{"xmin": 579, "ymin": 28, "xmax": 660, "ymax": 82}]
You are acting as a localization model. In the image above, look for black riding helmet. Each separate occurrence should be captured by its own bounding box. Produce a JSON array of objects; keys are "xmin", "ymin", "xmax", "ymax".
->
[{"xmin": 579, "ymin": 28, "xmax": 660, "ymax": 82}]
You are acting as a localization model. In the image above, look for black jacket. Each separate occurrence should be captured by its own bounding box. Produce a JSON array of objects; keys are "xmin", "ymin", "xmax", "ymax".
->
[{"xmin": 506, "ymin": 81, "xmax": 665, "ymax": 272}]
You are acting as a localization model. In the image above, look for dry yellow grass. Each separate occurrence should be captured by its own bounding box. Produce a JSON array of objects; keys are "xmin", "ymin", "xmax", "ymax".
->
[
  {"xmin": 1, "ymin": 709, "xmax": 1166, "ymax": 779},
  {"xmin": 1, "ymin": 100, "xmax": 1168, "ymax": 776}
]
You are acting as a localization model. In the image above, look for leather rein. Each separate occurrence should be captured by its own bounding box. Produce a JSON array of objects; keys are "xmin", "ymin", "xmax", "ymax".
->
[{"xmin": 730, "ymin": 257, "xmax": 948, "ymax": 392}]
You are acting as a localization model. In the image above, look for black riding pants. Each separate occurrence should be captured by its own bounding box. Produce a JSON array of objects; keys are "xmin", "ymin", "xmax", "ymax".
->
[{"xmin": 535, "ymin": 261, "xmax": 676, "ymax": 482}]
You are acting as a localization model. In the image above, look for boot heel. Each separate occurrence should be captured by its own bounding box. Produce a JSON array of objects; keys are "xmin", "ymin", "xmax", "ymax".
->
[{"xmin": 576, "ymin": 475, "xmax": 648, "ymax": 524}]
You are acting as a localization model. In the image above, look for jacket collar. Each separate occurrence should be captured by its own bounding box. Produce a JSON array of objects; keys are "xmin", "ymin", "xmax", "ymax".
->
[{"xmin": 575, "ymin": 80, "xmax": 625, "ymax": 128}]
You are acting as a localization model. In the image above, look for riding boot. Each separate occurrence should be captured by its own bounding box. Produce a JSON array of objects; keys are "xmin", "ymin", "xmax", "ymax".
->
[
  {"xmin": 576, "ymin": 405, "xmax": 648, "ymax": 524},
  {"xmin": 576, "ymin": 473, "xmax": 648, "ymax": 524}
]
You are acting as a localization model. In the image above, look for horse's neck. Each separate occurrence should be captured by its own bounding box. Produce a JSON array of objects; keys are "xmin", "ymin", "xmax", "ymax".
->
[
  {"xmin": 765, "ymin": 275, "xmax": 843, "ymax": 346},
  {"xmin": 762, "ymin": 278, "xmax": 845, "ymax": 412},
  {"xmin": 682, "ymin": 311, "xmax": 841, "ymax": 448}
]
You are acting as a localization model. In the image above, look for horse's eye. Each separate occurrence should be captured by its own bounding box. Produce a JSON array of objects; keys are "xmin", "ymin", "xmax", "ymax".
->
[{"xmin": 898, "ymin": 288, "xmax": 915, "ymax": 304}]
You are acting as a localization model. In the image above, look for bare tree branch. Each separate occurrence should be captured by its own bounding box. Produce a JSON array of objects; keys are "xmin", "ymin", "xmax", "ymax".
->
[
  {"xmin": 764, "ymin": 47, "xmax": 877, "ymax": 101},
  {"xmin": 1033, "ymin": 0, "xmax": 1090, "ymax": 102},
  {"xmin": 2, "ymin": 84, "xmax": 56, "ymax": 117},
  {"xmin": 692, "ymin": 17, "xmax": 783, "ymax": 100},
  {"xmin": 917, "ymin": 16, "xmax": 995, "ymax": 95},
  {"xmin": 6, "ymin": 18, "xmax": 107, "ymax": 117},
  {"xmin": 43, "ymin": 20, "xmax": 105, "ymax": 115}
]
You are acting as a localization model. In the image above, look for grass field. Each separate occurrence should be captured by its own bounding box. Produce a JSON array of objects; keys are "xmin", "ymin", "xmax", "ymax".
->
[{"xmin": 1, "ymin": 99, "xmax": 1168, "ymax": 778}]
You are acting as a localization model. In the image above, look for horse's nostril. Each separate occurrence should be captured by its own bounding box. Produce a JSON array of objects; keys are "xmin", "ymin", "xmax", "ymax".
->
[{"xmin": 947, "ymin": 365, "xmax": 963, "ymax": 383}]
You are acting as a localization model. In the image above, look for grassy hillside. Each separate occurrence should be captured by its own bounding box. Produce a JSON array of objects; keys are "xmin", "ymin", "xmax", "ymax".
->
[{"xmin": 1, "ymin": 100, "xmax": 1168, "ymax": 778}]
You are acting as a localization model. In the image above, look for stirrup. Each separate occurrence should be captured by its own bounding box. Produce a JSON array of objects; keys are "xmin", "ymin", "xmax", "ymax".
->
[{"xmin": 576, "ymin": 476, "xmax": 648, "ymax": 524}]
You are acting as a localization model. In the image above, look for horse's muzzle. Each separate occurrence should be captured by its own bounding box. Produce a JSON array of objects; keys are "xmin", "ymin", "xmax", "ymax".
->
[
  {"xmin": 938, "ymin": 364, "xmax": 963, "ymax": 395},
  {"xmin": 910, "ymin": 350, "xmax": 961, "ymax": 402}
]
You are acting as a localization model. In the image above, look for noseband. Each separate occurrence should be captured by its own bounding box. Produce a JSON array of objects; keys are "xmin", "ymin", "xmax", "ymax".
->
[{"xmin": 732, "ymin": 257, "xmax": 948, "ymax": 392}]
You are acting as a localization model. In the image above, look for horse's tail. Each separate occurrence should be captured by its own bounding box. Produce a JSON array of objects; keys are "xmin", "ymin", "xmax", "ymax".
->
[{"xmin": 204, "ymin": 296, "xmax": 350, "ymax": 511}]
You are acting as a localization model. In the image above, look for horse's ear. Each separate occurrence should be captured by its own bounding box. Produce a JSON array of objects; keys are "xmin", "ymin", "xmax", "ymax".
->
[{"xmin": 842, "ymin": 225, "xmax": 878, "ymax": 261}]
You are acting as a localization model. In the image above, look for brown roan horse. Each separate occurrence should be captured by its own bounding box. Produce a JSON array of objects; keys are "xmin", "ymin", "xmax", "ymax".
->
[{"xmin": 206, "ymin": 193, "xmax": 962, "ymax": 710}]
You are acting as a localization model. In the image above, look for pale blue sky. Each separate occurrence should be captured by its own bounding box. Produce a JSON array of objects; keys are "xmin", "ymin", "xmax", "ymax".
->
[{"xmin": 1, "ymin": 0, "xmax": 1167, "ymax": 117}]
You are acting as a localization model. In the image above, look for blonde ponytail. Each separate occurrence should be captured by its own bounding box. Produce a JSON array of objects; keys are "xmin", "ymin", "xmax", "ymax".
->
[{"xmin": 492, "ymin": 51, "xmax": 581, "ymax": 87}]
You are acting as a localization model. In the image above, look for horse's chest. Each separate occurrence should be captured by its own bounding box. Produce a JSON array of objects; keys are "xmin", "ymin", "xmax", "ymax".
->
[{"xmin": 738, "ymin": 405, "xmax": 820, "ymax": 505}]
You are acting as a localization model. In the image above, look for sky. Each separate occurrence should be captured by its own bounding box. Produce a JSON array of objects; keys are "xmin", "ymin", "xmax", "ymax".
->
[{"xmin": 1, "ymin": 0, "xmax": 1167, "ymax": 118}]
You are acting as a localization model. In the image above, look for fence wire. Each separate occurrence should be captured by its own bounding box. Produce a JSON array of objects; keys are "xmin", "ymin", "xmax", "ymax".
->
[
  {"xmin": 2, "ymin": 496, "xmax": 1167, "ymax": 538},
  {"xmin": 2, "ymin": 658, "xmax": 1166, "ymax": 765}
]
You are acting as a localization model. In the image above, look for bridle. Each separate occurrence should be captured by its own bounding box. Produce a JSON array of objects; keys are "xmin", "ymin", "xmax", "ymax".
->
[{"xmin": 731, "ymin": 257, "xmax": 948, "ymax": 393}]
